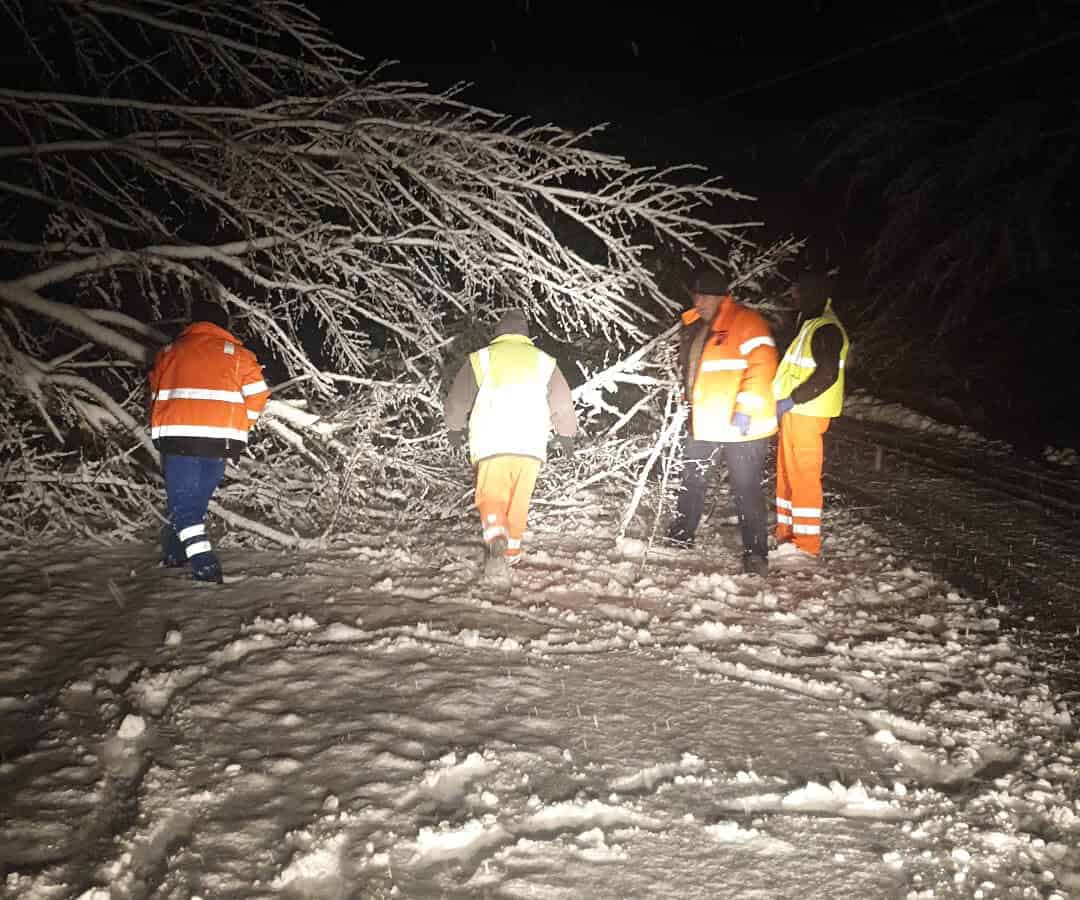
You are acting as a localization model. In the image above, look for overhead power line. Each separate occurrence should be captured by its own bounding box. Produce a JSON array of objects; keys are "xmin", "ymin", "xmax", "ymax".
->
[
  {"xmin": 711, "ymin": 0, "xmax": 1006, "ymax": 105},
  {"xmin": 883, "ymin": 28, "xmax": 1080, "ymax": 107}
]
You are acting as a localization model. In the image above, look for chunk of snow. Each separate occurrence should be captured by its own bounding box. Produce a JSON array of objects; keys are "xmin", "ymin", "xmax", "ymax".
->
[
  {"xmin": 117, "ymin": 714, "xmax": 146, "ymax": 740},
  {"xmin": 272, "ymin": 833, "xmax": 347, "ymax": 890}
]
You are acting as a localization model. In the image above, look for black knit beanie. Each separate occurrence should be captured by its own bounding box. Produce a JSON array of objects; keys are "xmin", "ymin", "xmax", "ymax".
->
[
  {"xmin": 493, "ymin": 309, "xmax": 530, "ymax": 338},
  {"xmin": 796, "ymin": 274, "xmax": 832, "ymax": 317},
  {"xmin": 191, "ymin": 298, "xmax": 230, "ymax": 330},
  {"xmin": 690, "ymin": 268, "xmax": 730, "ymax": 296}
]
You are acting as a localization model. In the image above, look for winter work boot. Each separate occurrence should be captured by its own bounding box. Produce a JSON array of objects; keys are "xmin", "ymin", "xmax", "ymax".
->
[
  {"xmin": 161, "ymin": 525, "xmax": 185, "ymax": 568},
  {"xmin": 483, "ymin": 536, "xmax": 510, "ymax": 581},
  {"xmin": 768, "ymin": 542, "xmax": 818, "ymax": 568},
  {"xmin": 191, "ymin": 552, "xmax": 224, "ymax": 584},
  {"xmin": 663, "ymin": 530, "xmax": 694, "ymax": 550},
  {"xmin": 192, "ymin": 563, "xmax": 224, "ymax": 584},
  {"xmin": 742, "ymin": 554, "xmax": 769, "ymax": 577}
]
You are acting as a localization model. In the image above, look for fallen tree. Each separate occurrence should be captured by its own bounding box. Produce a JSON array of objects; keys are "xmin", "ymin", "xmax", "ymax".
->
[{"xmin": 0, "ymin": 0, "xmax": 796, "ymax": 551}]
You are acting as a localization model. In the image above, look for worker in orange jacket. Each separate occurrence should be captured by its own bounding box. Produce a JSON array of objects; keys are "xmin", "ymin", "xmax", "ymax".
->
[
  {"xmin": 149, "ymin": 297, "xmax": 270, "ymax": 582},
  {"xmin": 669, "ymin": 269, "xmax": 778, "ymax": 575}
]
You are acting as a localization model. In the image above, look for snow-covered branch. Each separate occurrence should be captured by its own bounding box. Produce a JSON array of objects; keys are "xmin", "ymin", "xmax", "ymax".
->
[{"xmin": 0, "ymin": 0, "xmax": 792, "ymax": 549}]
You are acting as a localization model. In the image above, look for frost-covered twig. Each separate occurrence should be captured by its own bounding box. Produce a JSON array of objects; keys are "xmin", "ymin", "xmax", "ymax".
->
[
  {"xmin": 619, "ymin": 397, "xmax": 687, "ymax": 540},
  {"xmin": 0, "ymin": 0, "xmax": 791, "ymax": 549}
]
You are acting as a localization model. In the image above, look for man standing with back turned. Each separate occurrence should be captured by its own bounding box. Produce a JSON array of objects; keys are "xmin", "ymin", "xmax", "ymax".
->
[
  {"xmin": 149, "ymin": 296, "xmax": 271, "ymax": 583},
  {"xmin": 669, "ymin": 269, "xmax": 778, "ymax": 576},
  {"xmin": 771, "ymin": 272, "xmax": 850, "ymax": 563},
  {"xmin": 445, "ymin": 310, "xmax": 578, "ymax": 581}
]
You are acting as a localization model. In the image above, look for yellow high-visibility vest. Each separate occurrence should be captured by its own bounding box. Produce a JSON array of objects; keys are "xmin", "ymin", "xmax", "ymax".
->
[
  {"xmin": 773, "ymin": 299, "xmax": 850, "ymax": 418},
  {"xmin": 468, "ymin": 334, "xmax": 556, "ymax": 463}
]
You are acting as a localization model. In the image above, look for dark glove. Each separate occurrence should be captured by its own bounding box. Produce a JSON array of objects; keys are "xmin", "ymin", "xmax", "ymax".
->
[
  {"xmin": 448, "ymin": 430, "xmax": 466, "ymax": 451},
  {"xmin": 556, "ymin": 435, "xmax": 575, "ymax": 458},
  {"xmin": 731, "ymin": 411, "xmax": 752, "ymax": 436},
  {"xmin": 776, "ymin": 397, "xmax": 795, "ymax": 421}
]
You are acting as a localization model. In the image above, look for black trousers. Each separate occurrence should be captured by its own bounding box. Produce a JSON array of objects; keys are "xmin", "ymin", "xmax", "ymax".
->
[{"xmin": 669, "ymin": 437, "xmax": 770, "ymax": 560}]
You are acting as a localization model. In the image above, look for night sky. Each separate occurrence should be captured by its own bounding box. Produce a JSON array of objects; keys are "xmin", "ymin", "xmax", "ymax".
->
[
  {"xmin": 4, "ymin": 2, "xmax": 1076, "ymax": 441},
  {"xmin": 309, "ymin": 0, "xmax": 1075, "ymax": 242},
  {"xmin": 308, "ymin": 0, "xmax": 1079, "ymax": 444}
]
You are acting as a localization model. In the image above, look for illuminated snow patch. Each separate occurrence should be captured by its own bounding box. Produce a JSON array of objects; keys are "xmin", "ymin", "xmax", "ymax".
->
[
  {"xmin": 272, "ymin": 832, "xmax": 347, "ymax": 892},
  {"xmin": 611, "ymin": 753, "xmax": 705, "ymax": 793},
  {"xmin": 721, "ymin": 780, "xmax": 912, "ymax": 820}
]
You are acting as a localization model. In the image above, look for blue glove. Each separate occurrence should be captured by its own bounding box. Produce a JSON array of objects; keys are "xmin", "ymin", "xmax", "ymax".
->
[
  {"xmin": 448, "ymin": 430, "xmax": 466, "ymax": 450},
  {"xmin": 776, "ymin": 397, "xmax": 795, "ymax": 421},
  {"xmin": 731, "ymin": 411, "xmax": 752, "ymax": 436}
]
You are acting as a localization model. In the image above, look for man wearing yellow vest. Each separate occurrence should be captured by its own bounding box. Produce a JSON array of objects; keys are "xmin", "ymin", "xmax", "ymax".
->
[
  {"xmin": 669, "ymin": 269, "xmax": 778, "ymax": 576},
  {"xmin": 770, "ymin": 273, "xmax": 850, "ymax": 561},
  {"xmin": 444, "ymin": 310, "xmax": 578, "ymax": 580}
]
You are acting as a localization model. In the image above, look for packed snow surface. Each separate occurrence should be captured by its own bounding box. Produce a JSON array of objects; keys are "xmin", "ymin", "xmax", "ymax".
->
[{"xmin": 2, "ymin": 500, "xmax": 1079, "ymax": 899}]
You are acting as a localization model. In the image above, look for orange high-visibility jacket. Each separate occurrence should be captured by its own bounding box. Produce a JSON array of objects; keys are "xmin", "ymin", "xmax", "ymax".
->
[
  {"xmin": 149, "ymin": 322, "xmax": 270, "ymax": 459},
  {"xmin": 680, "ymin": 296, "xmax": 778, "ymax": 442}
]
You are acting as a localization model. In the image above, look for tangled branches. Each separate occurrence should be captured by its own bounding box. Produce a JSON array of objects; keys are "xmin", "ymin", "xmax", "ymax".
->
[{"xmin": 0, "ymin": 0, "xmax": 795, "ymax": 550}]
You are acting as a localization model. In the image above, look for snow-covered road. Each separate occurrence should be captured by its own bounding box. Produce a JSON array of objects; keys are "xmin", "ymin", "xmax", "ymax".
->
[
  {"xmin": 2, "ymin": 485, "xmax": 1078, "ymax": 898},
  {"xmin": 827, "ymin": 404, "xmax": 1080, "ymax": 698}
]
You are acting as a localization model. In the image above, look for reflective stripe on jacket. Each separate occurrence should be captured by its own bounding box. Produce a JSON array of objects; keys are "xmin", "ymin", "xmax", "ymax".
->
[
  {"xmin": 773, "ymin": 299, "xmax": 850, "ymax": 418},
  {"xmin": 682, "ymin": 297, "xmax": 778, "ymax": 442},
  {"xmin": 467, "ymin": 334, "xmax": 556, "ymax": 463},
  {"xmin": 149, "ymin": 322, "xmax": 270, "ymax": 459}
]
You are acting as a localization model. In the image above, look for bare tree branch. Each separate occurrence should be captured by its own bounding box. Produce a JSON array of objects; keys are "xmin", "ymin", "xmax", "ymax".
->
[{"xmin": 0, "ymin": 0, "xmax": 792, "ymax": 550}]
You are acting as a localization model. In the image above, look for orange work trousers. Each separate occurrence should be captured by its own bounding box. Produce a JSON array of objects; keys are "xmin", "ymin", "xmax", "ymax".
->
[
  {"xmin": 775, "ymin": 414, "xmax": 831, "ymax": 555},
  {"xmin": 475, "ymin": 454, "xmax": 541, "ymax": 560}
]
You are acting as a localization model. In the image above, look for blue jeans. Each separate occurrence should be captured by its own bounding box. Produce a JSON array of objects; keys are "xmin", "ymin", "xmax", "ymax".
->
[
  {"xmin": 669, "ymin": 437, "xmax": 770, "ymax": 561},
  {"xmin": 162, "ymin": 454, "xmax": 226, "ymax": 580}
]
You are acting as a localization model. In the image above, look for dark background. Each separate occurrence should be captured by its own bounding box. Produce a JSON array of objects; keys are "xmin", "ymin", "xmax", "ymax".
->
[
  {"xmin": 4, "ymin": 1, "xmax": 1074, "ymax": 447},
  {"xmin": 310, "ymin": 0, "xmax": 1073, "ymax": 228},
  {"xmin": 310, "ymin": 0, "xmax": 1080, "ymax": 449}
]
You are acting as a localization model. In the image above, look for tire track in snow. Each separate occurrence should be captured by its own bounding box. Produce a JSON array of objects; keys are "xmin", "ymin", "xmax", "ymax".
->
[{"xmin": 827, "ymin": 419, "xmax": 1080, "ymax": 697}]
